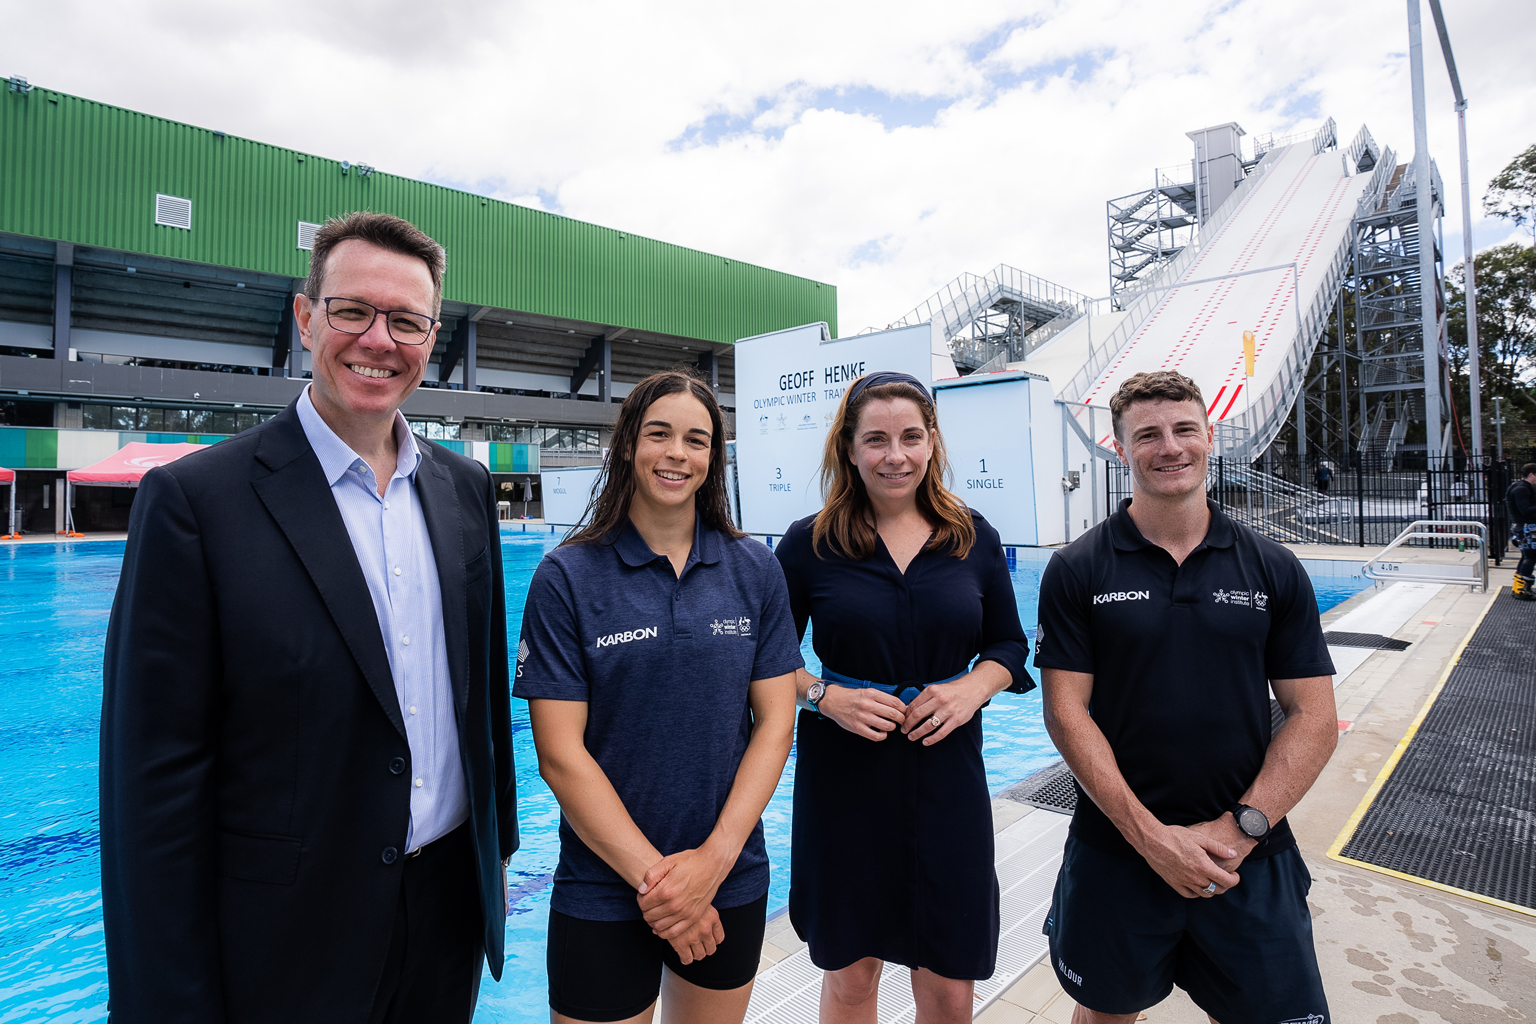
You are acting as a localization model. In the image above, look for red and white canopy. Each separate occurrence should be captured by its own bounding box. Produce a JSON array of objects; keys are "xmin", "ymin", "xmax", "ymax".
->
[
  {"xmin": 0, "ymin": 467, "xmax": 13, "ymax": 484},
  {"xmin": 67, "ymin": 442, "xmax": 207, "ymax": 486}
]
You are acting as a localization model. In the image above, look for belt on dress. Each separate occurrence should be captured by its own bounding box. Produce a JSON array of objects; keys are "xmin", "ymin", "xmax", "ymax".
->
[{"xmin": 821, "ymin": 667, "xmax": 966, "ymax": 706}]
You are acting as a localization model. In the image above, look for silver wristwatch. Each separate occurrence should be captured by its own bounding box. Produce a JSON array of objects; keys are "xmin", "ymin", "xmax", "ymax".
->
[{"xmin": 805, "ymin": 680, "xmax": 826, "ymax": 714}]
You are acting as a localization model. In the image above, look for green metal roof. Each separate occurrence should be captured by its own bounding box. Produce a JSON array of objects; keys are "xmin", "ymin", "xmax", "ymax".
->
[{"xmin": 0, "ymin": 84, "xmax": 837, "ymax": 343}]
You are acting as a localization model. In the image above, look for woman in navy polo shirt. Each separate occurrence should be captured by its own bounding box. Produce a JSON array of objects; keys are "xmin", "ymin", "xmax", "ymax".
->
[
  {"xmin": 774, "ymin": 372, "xmax": 1032, "ymax": 1023},
  {"xmin": 515, "ymin": 369, "xmax": 803, "ymax": 1024}
]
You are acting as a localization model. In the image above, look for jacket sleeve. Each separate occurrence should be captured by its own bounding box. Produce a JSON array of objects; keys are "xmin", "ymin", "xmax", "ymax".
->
[
  {"xmin": 482, "ymin": 468, "xmax": 517, "ymax": 862},
  {"xmin": 99, "ymin": 466, "xmax": 225, "ymax": 1023}
]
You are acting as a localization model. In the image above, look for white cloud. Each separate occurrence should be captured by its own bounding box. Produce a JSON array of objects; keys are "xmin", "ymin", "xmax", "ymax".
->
[{"xmin": 2, "ymin": 0, "xmax": 1532, "ymax": 333}]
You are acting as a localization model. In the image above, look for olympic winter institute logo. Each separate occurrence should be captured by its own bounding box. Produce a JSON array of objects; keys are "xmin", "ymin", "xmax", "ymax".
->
[
  {"xmin": 1212, "ymin": 588, "xmax": 1269, "ymax": 610},
  {"xmin": 711, "ymin": 616, "xmax": 752, "ymax": 637}
]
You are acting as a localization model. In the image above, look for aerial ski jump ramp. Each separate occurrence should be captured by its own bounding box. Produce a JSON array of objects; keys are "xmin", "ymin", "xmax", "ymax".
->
[
  {"xmin": 1030, "ymin": 125, "xmax": 1392, "ymax": 461},
  {"xmin": 732, "ymin": 123, "xmax": 1396, "ymax": 547}
]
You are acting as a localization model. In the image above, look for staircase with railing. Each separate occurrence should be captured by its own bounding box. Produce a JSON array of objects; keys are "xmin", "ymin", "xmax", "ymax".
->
[{"xmin": 887, "ymin": 265, "xmax": 1091, "ymax": 371}]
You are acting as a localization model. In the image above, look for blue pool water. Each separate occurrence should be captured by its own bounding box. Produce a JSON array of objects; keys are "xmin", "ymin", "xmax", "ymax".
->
[{"xmin": 0, "ymin": 535, "xmax": 1373, "ymax": 1022}]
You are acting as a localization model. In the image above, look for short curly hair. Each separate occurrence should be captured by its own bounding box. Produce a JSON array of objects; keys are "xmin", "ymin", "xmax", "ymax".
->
[{"xmin": 1109, "ymin": 371, "xmax": 1207, "ymax": 440}]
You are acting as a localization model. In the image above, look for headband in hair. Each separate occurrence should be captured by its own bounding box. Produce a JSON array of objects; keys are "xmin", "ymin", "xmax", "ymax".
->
[{"xmin": 843, "ymin": 371, "xmax": 932, "ymax": 408}]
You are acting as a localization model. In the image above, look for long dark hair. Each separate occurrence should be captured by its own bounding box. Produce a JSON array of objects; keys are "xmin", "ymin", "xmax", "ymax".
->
[
  {"xmin": 812, "ymin": 377, "xmax": 975, "ymax": 560},
  {"xmin": 564, "ymin": 368, "xmax": 744, "ymax": 546}
]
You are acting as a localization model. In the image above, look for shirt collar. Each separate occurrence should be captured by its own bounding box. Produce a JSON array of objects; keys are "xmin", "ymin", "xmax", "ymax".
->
[
  {"xmin": 611, "ymin": 514, "xmax": 722, "ymax": 569},
  {"xmin": 296, "ymin": 385, "xmax": 421, "ymax": 487},
  {"xmin": 1109, "ymin": 496, "xmax": 1234, "ymax": 552}
]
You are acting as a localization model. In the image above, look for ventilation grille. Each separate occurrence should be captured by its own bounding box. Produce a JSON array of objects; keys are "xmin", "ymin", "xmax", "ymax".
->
[
  {"xmin": 154, "ymin": 194, "xmax": 193, "ymax": 230},
  {"xmin": 296, "ymin": 221, "xmax": 322, "ymax": 251}
]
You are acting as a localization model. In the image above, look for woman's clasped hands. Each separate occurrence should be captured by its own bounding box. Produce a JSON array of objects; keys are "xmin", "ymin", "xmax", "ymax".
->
[{"xmin": 637, "ymin": 844, "xmax": 732, "ymax": 965}]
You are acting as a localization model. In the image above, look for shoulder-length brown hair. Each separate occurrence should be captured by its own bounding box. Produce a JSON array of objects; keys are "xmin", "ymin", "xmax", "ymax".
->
[
  {"xmin": 564, "ymin": 368, "xmax": 744, "ymax": 546},
  {"xmin": 812, "ymin": 377, "xmax": 975, "ymax": 560}
]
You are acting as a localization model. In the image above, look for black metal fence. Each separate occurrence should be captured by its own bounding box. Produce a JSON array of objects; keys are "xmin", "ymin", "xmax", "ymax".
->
[{"xmin": 1105, "ymin": 448, "xmax": 1536, "ymax": 564}]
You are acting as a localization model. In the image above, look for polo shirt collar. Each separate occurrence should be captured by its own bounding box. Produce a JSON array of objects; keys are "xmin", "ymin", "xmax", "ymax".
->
[
  {"xmin": 1109, "ymin": 497, "xmax": 1235, "ymax": 552},
  {"xmin": 297, "ymin": 385, "xmax": 421, "ymax": 487},
  {"xmin": 611, "ymin": 514, "xmax": 722, "ymax": 569}
]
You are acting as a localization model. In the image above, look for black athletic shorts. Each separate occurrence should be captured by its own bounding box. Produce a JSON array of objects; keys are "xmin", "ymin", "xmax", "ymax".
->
[
  {"xmin": 1044, "ymin": 837, "xmax": 1330, "ymax": 1023},
  {"xmin": 546, "ymin": 895, "xmax": 767, "ymax": 1022}
]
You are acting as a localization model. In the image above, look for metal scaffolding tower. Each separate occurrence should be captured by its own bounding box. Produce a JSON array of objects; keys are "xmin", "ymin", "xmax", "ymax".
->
[{"xmin": 1295, "ymin": 157, "xmax": 1446, "ymax": 468}]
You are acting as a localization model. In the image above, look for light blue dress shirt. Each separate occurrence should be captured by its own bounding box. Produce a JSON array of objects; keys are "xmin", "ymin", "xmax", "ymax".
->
[{"xmin": 297, "ymin": 387, "xmax": 468, "ymax": 853}]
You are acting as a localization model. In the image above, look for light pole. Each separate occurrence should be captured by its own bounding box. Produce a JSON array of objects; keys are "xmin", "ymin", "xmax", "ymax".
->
[
  {"xmin": 1427, "ymin": 0, "xmax": 1482, "ymax": 458},
  {"xmin": 1407, "ymin": 0, "xmax": 1443, "ymax": 451},
  {"xmin": 1492, "ymin": 396, "xmax": 1506, "ymax": 459}
]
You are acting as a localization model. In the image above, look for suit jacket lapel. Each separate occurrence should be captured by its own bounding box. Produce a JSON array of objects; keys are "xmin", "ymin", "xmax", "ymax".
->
[
  {"xmin": 413, "ymin": 439, "xmax": 470, "ymax": 721},
  {"xmin": 251, "ymin": 405, "xmax": 407, "ymax": 740}
]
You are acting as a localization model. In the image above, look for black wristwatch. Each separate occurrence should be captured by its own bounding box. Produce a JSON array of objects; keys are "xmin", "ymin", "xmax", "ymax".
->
[
  {"xmin": 805, "ymin": 680, "xmax": 826, "ymax": 715},
  {"xmin": 1231, "ymin": 803, "xmax": 1271, "ymax": 841}
]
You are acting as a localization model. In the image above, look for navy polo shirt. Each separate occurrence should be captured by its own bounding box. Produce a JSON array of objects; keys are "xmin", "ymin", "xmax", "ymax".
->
[
  {"xmin": 514, "ymin": 517, "xmax": 804, "ymax": 920},
  {"xmin": 1033, "ymin": 499, "xmax": 1334, "ymax": 861}
]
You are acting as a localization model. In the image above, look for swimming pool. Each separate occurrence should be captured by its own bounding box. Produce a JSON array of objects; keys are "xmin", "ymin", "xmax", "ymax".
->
[{"xmin": 0, "ymin": 535, "xmax": 1373, "ymax": 1022}]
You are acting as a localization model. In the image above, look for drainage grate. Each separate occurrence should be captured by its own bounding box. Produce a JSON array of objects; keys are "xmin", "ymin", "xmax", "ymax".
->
[
  {"xmin": 1338, "ymin": 589, "xmax": 1536, "ymax": 911},
  {"xmin": 1324, "ymin": 630, "xmax": 1412, "ymax": 651},
  {"xmin": 1001, "ymin": 759, "xmax": 1078, "ymax": 813}
]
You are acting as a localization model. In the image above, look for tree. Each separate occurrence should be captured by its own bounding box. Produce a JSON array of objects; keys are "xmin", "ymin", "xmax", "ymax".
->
[
  {"xmin": 1484, "ymin": 144, "xmax": 1536, "ymax": 246},
  {"xmin": 1447, "ymin": 244, "xmax": 1536, "ymax": 453}
]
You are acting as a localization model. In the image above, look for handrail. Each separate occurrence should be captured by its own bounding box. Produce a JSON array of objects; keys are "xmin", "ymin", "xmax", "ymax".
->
[{"xmin": 1362, "ymin": 519, "xmax": 1488, "ymax": 592}]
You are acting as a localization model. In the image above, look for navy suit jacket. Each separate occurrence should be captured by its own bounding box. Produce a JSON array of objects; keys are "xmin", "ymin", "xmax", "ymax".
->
[{"xmin": 100, "ymin": 401, "xmax": 517, "ymax": 1023}]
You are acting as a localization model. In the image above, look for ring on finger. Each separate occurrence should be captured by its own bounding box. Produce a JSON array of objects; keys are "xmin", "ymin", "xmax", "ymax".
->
[
  {"xmin": 929, "ymin": 715, "xmax": 943, "ymax": 729},
  {"xmin": 1202, "ymin": 882, "xmax": 1217, "ymax": 895}
]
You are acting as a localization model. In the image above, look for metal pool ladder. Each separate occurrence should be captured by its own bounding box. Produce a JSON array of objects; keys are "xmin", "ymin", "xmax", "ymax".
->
[{"xmin": 1363, "ymin": 519, "xmax": 1489, "ymax": 592}]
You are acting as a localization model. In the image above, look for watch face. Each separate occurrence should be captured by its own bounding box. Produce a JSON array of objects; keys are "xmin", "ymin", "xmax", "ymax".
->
[
  {"xmin": 1238, "ymin": 807, "xmax": 1268, "ymax": 837},
  {"xmin": 807, "ymin": 682, "xmax": 825, "ymax": 705}
]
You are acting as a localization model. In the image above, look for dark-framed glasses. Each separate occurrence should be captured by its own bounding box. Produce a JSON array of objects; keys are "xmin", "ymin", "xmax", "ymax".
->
[{"xmin": 320, "ymin": 297, "xmax": 439, "ymax": 346}]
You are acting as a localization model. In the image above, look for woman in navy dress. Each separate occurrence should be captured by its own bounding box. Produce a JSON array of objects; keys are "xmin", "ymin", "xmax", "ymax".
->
[{"xmin": 774, "ymin": 372, "xmax": 1032, "ymax": 1023}]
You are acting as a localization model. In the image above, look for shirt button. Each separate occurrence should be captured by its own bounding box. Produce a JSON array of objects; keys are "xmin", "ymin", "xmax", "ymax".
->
[
  {"xmin": 414, "ymin": 778, "xmax": 424, "ymax": 788},
  {"xmin": 402, "ymin": 635, "xmax": 410, "ymax": 645},
  {"xmin": 409, "ymin": 705, "xmax": 418, "ymax": 716},
  {"xmin": 393, "ymin": 567, "xmax": 402, "ymax": 576},
  {"xmin": 381, "ymin": 847, "xmax": 399, "ymax": 864},
  {"xmin": 384, "ymin": 500, "xmax": 391, "ymax": 509},
  {"xmin": 388, "ymin": 757, "xmax": 405, "ymax": 775}
]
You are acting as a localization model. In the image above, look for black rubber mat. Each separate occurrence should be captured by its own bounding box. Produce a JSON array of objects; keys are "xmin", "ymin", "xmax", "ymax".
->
[
  {"xmin": 1002, "ymin": 759, "xmax": 1078, "ymax": 813},
  {"xmin": 1338, "ymin": 589, "xmax": 1536, "ymax": 910},
  {"xmin": 1323, "ymin": 630, "xmax": 1413, "ymax": 651}
]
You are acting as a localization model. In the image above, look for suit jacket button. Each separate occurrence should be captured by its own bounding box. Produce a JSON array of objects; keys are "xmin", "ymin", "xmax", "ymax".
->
[
  {"xmin": 382, "ymin": 847, "xmax": 399, "ymax": 864},
  {"xmin": 389, "ymin": 757, "xmax": 406, "ymax": 775}
]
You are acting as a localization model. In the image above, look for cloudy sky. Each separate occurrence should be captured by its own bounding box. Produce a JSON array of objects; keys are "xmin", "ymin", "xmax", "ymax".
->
[{"xmin": 3, "ymin": 0, "xmax": 1533, "ymax": 333}]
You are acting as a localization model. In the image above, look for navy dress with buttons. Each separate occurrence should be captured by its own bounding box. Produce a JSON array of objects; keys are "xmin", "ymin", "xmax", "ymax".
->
[{"xmin": 774, "ymin": 510, "xmax": 1032, "ymax": 979}]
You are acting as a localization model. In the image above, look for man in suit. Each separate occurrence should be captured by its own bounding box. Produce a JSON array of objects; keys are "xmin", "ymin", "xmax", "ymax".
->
[{"xmin": 100, "ymin": 212, "xmax": 517, "ymax": 1023}]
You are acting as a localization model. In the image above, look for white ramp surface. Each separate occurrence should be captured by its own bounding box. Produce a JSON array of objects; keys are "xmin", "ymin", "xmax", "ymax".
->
[
  {"xmin": 1071, "ymin": 142, "xmax": 1373, "ymax": 452},
  {"xmin": 744, "ymin": 808, "xmax": 1071, "ymax": 1023}
]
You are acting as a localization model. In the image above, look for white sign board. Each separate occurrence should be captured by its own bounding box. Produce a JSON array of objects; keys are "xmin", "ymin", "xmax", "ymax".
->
[
  {"xmin": 933, "ymin": 372, "xmax": 1051, "ymax": 547},
  {"xmin": 539, "ymin": 466, "xmax": 604, "ymax": 527},
  {"xmin": 734, "ymin": 322, "xmax": 953, "ymax": 536}
]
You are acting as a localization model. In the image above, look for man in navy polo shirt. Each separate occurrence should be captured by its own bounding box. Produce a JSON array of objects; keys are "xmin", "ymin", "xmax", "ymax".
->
[{"xmin": 1036, "ymin": 371, "xmax": 1337, "ymax": 1024}]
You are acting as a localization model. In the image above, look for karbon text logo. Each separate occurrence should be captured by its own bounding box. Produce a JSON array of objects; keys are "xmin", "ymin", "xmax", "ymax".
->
[{"xmin": 595, "ymin": 626, "xmax": 659, "ymax": 648}]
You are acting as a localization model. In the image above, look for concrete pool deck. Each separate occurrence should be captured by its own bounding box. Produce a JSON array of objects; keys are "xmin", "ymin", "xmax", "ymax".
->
[{"xmin": 758, "ymin": 558, "xmax": 1536, "ymax": 1023}]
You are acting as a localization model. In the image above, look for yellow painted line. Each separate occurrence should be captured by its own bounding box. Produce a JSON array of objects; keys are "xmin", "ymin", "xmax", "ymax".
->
[{"xmin": 1325, "ymin": 589, "xmax": 1534, "ymax": 918}]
